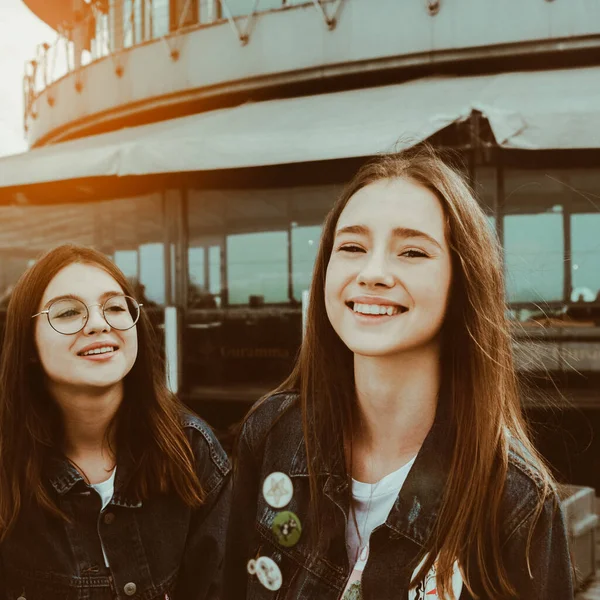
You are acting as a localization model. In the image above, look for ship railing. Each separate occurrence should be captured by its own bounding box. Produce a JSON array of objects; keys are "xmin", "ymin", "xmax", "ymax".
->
[{"xmin": 22, "ymin": 0, "xmax": 343, "ymax": 130}]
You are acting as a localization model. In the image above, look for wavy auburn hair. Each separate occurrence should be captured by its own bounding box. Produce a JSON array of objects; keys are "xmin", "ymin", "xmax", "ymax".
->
[
  {"xmin": 0, "ymin": 244, "xmax": 204, "ymax": 540},
  {"xmin": 274, "ymin": 146, "xmax": 553, "ymax": 598}
]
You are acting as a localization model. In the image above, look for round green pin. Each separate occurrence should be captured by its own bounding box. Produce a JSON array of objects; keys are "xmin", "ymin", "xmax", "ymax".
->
[{"xmin": 271, "ymin": 510, "xmax": 302, "ymax": 547}]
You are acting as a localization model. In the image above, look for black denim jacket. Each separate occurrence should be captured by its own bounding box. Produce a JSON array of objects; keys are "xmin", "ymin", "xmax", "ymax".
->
[
  {"xmin": 224, "ymin": 392, "xmax": 574, "ymax": 600},
  {"xmin": 0, "ymin": 411, "xmax": 231, "ymax": 600}
]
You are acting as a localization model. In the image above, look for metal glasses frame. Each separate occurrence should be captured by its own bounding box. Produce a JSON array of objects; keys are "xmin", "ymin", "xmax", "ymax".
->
[{"xmin": 31, "ymin": 294, "xmax": 144, "ymax": 335}]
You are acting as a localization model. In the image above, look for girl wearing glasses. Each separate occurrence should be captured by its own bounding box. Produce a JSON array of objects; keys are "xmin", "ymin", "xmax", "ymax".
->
[
  {"xmin": 225, "ymin": 147, "xmax": 573, "ymax": 599},
  {"xmin": 0, "ymin": 244, "xmax": 230, "ymax": 600}
]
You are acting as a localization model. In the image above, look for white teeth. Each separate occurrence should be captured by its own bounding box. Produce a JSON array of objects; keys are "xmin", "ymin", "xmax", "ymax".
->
[
  {"xmin": 352, "ymin": 303, "xmax": 399, "ymax": 316},
  {"xmin": 82, "ymin": 346, "xmax": 115, "ymax": 356}
]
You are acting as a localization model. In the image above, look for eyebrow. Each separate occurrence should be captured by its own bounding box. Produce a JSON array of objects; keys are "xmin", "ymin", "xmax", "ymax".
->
[
  {"xmin": 335, "ymin": 224, "xmax": 442, "ymax": 250},
  {"xmin": 43, "ymin": 291, "xmax": 123, "ymax": 310}
]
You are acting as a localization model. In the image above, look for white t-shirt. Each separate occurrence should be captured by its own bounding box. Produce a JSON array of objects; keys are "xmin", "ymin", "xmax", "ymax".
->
[
  {"xmin": 91, "ymin": 468, "xmax": 116, "ymax": 567},
  {"xmin": 342, "ymin": 457, "xmax": 416, "ymax": 599}
]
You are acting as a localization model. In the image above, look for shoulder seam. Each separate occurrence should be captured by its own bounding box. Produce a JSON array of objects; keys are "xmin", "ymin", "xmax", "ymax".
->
[
  {"xmin": 507, "ymin": 447, "xmax": 546, "ymax": 491},
  {"xmin": 182, "ymin": 416, "xmax": 230, "ymax": 477},
  {"xmin": 503, "ymin": 451, "xmax": 553, "ymax": 545},
  {"xmin": 240, "ymin": 390, "xmax": 299, "ymax": 456}
]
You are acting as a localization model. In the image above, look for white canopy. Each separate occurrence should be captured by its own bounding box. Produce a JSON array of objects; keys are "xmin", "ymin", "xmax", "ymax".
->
[
  {"xmin": 1, "ymin": 65, "xmax": 600, "ymax": 189},
  {"xmin": 474, "ymin": 67, "xmax": 600, "ymax": 150}
]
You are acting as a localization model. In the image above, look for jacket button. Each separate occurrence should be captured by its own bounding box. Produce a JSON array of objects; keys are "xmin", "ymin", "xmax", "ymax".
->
[
  {"xmin": 103, "ymin": 512, "xmax": 115, "ymax": 525},
  {"xmin": 124, "ymin": 582, "xmax": 137, "ymax": 596}
]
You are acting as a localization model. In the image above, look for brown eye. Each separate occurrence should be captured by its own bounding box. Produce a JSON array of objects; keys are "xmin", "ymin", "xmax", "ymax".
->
[{"xmin": 401, "ymin": 249, "xmax": 428, "ymax": 258}]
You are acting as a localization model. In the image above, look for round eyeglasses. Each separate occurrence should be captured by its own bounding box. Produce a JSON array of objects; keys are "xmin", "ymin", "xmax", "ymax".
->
[{"xmin": 32, "ymin": 295, "xmax": 143, "ymax": 335}]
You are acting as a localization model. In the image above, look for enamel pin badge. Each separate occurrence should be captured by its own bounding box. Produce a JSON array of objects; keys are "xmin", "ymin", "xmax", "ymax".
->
[
  {"xmin": 247, "ymin": 556, "xmax": 283, "ymax": 591},
  {"xmin": 272, "ymin": 510, "xmax": 302, "ymax": 547},
  {"xmin": 262, "ymin": 472, "xmax": 294, "ymax": 509}
]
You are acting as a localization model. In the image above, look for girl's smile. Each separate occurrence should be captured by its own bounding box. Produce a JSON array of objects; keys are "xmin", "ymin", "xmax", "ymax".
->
[
  {"xmin": 77, "ymin": 341, "xmax": 120, "ymax": 361},
  {"xmin": 346, "ymin": 296, "xmax": 409, "ymax": 321}
]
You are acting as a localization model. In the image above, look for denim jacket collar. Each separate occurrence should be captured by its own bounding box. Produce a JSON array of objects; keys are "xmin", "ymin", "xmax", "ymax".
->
[
  {"xmin": 287, "ymin": 398, "xmax": 455, "ymax": 549},
  {"xmin": 46, "ymin": 455, "xmax": 84, "ymax": 496},
  {"xmin": 289, "ymin": 438, "xmax": 308, "ymax": 477},
  {"xmin": 385, "ymin": 416, "xmax": 454, "ymax": 547},
  {"xmin": 45, "ymin": 451, "xmax": 143, "ymax": 508}
]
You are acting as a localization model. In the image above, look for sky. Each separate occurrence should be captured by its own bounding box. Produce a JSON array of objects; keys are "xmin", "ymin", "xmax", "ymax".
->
[{"xmin": 0, "ymin": 0, "xmax": 54, "ymax": 157}]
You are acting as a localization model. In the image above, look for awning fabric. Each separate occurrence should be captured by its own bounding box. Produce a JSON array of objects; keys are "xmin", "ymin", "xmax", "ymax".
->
[
  {"xmin": 2, "ymin": 65, "xmax": 600, "ymax": 189},
  {"xmin": 473, "ymin": 67, "xmax": 600, "ymax": 150}
]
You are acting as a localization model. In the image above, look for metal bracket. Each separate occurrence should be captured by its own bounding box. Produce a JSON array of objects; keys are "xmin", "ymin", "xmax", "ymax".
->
[
  {"xmin": 162, "ymin": 0, "xmax": 195, "ymax": 60},
  {"xmin": 311, "ymin": 0, "xmax": 346, "ymax": 30},
  {"xmin": 427, "ymin": 0, "xmax": 441, "ymax": 16},
  {"xmin": 218, "ymin": 0, "xmax": 260, "ymax": 45}
]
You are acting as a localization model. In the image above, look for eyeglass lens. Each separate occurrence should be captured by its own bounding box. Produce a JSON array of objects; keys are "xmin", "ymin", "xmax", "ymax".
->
[{"xmin": 47, "ymin": 296, "xmax": 140, "ymax": 334}]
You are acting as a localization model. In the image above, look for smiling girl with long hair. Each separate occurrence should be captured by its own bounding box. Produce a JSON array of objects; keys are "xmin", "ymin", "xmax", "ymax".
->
[
  {"xmin": 224, "ymin": 146, "xmax": 573, "ymax": 599},
  {"xmin": 0, "ymin": 244, "xmax": 230, "ymax": 600}
]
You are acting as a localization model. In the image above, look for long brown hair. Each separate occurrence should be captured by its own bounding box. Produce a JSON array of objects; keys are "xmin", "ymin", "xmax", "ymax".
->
[
  {"xmin": 0, "ymin": 244, "xmax": 204, "ymax": 541},
  {"xmin": 273, "ymin": 146, "xmax": 554, "ymax": 598}
]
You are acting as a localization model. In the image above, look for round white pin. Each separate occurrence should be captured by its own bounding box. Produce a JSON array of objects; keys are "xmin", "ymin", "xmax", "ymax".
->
[
  {"xmin": 247, "ymin": 556, "xmax": 283, "ymax": 591},
  {"xmin": 262, "ymin": 471, "xmax": 293, "ymax": 509},
  {"xmin": 247, "ymin": 559, "xmax": 257, "ymax": 575}
]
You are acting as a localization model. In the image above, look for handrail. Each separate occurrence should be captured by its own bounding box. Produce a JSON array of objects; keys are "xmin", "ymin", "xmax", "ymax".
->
[{"xmin": 22, "ymin": 0, "xmax": 344, "ymax": 129}]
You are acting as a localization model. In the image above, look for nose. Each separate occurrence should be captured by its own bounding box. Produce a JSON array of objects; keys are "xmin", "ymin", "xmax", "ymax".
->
[
  {"xmin": 356, "ymin": 250, "xmax": 395, "ymax": 288},
  {"xmin": 82, "ymin": 304, "xmax": 111, "ymax": 335}
]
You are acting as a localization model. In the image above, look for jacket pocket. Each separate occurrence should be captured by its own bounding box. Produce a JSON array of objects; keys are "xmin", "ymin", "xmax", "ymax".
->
[{"xmin": 5, "ymin": 567, "xmax": 113, "ymax": 600}]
